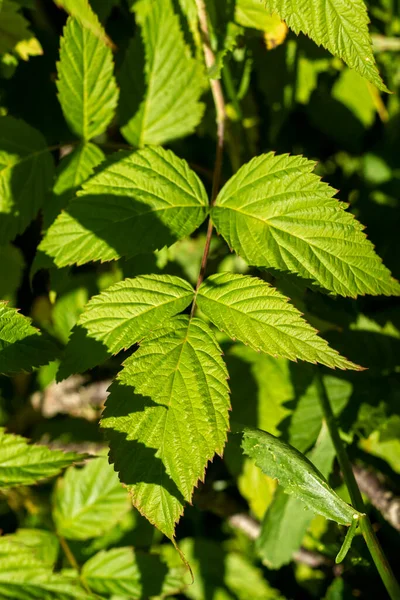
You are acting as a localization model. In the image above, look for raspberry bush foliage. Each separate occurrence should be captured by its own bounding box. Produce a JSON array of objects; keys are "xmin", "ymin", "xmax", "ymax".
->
[{"xmin": 0, "ymin": 0, "xmax": 400, "ymax": 598}]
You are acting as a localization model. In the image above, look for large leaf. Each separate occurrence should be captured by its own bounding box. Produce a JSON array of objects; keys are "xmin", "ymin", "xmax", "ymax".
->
[
  {"xmin": 197, "ymin": 273, "xmax": 359, "ymax": 369},
  {"xmin": 0, "ymin": 117, "xmax": 54, "ymax": 243},
  {"xmin": 0, "ymin": 428, "xmax": 82, "ymax": 488},
  {"xmin": 0, "ymin": 303, "xmax": 59, "ymax": 375},
  {"xmin": 57, "ymin": 17, "xmax": 118, "ymax": 140},
  {"xmin": 44, "ymin": 142, "xmax": 105, "ymax": 229},
  {"xmin": 212, "ymin": 153, "xmax": 400, "ymax": 297},
  {"xmin": 53, "ymin": 456, "xmax": 131, "ymax": 540},
  {"xmin": 39, "ymin": 146, "xmax": 208, "ymax": 267},
  {"xmin": 255, "ymin": 0, "xmax": 387, "ymax": 91},
  {"xmin": 102, "ymin": 316, "xmax": 230, "ymax": 538},
  {"xmin": 56, "ymin": 325, "xmax": 110, "ymax": 382},
  {"xmin": 119, "ymin": 0, "xmax": 205, "ymax": 147},
  {"xmin": 242, "ymin": 427, "xmax": 359, "ymax": 525},
  {"xmin": 256, "ymin": 423, "xmax": 336, "ymax": 569},
  {"xmin": 78, "ymin": 274, "xmax": 194, "ymax": 354},
  {"xmin": 81, "ymin": 547, "xmax": 186, "ymax": 598}
]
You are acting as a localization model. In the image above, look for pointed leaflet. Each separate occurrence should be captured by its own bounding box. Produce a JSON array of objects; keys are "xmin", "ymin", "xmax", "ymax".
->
[
  {"xmin": 242, "ymin": 427, "xmax": 359, "ymax": 525},
  {"xmin": 57, "ymin": 17, "xmax": 118, "ymax": 140},
  {"xmin": 256, "ymin": 0, "xmax": 387, "ymax": 91},
  {"xmin": 55, "ymin": 0, "xmax": 114, "ymax": 47},
  {"xmin": 212, "ymin": 153, "xmax": 400, "ymax": 297},
  {"xmin": 0, "ymin": 302, "xmax": 59, "ymax": 375},
  {"xmin": 197, "ymin": 273, "xmax": 359, "ymax": 369},
  {"xmin": 102, "ymin": 316, "xmax": 230, "ymax": 538},
  {"xmin": 0, "ymin": 428, "xmax": 82, "ymax": 488},
  {"xmin": 44, "ymin": 142, "xmax": 105, "ymax": 229},
  {"xmin": 78, "ymin": 274, "xmax": 194, "ymax": 354},
  {"xmin": 53, "ymin": 456, "xmax": 130, "ymax": 540},
  {"xmin": 119, "ymin": 0, "xmax": 205, "ymax": 147},
  {"xmin": 40, "ymin": 146, "xmax": 209, "ymax": 267},
  {"xmin": 0, "ymin": 116, "xmax": 54, "ymax": 244}
]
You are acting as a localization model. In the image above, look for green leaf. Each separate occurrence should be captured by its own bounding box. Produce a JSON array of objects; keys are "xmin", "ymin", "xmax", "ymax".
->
[
  {"xmin": 212, "ymin": 153, "xmax": 400, "ymax": 297},
  {"xmin": 0, "ymin": 530, "xmax": 59, "ymax": 568},
  {"xmin": 0, "ymin": 0, "xmax": 42, "ymax": 59},
  {"xmin": 0, "ymin": 116, "xmax": 54, "ymax": 243},
  {"xmin": 78, "ymin": 274, "xmax": 194, "ymax": 354},
  {"xmin": 197, "ymin": 273, "xmax": 359, "ymax": 369},
  {"xmin": 242, "ymin": 427, "xmax": 359, "ymax": 525},
  {"xmin": 44, "ymin": 143, "xmax": 105, "ymax": 229},
  {"xmin": 57, "ymin": 17, "xmax": 118, "ymax": 140},
  {"xmin": 0, "ymin": 428, "xmax": 82, "ymax": 488},
  {"xmin": 102, "ymin": 316, "xmax": 230, "ymax": 538},
  {"xmin": 53, "ymin": 456, "xmax": 130, "ymax": 540},
  {"xmin": 0, "ymin": 553, "xmax": 92, "ymax": 599},
  {"xmin": 40, "ymin": 146, "xmax": 208, "ymax": 267},
  {"xmin": 81, "ymin": 547, "xmax": 186, "ymax": 598},
  {"xmin": 257, "ymin": 0, "xmax": 387, "ymax": 91},
  {"xmin": 0, "ymin": 302, "xmax": 60, "ymax": 375},
  {"xmin": 54, "ymin": 0, "xmax": 114, "ymax": 48},
  {"xmin": 119, "ymin": 0, "xmax": 205, "ymax": 147},
  {"xmin": 56, "ymin": 325, "xmax": 110, "ymax": 382},
  {"xmin": 256, "ymin": 423, "xmax": 336, "ymax": 569}
]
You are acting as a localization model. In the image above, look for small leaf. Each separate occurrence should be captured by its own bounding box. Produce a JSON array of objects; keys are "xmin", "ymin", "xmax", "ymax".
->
[
  {"xmin": 55, "ymin": 0, "xmax": 114, "ymax": 48},
  {"xmin": 57, "ymin": 17, "xmax": 119, "ymax": 140},
  {"xmin": 81, "ymin": 547, "xmax": 186, "ymax": 598},
  {"xmin": 242, "ymin": 426, "xmax": 359, "ymax": 525},
  {"xmin": 119, "ymin": 0, "xmax": 205, "ymax": 147},
  {"xmin": 44, "ymin": 142, "xmax": 105, "ymax": 229},
  {"xmin": 79, "ymin": 274, "xmax": 194, "ymax": 354},
  {"xmin": 0, "ymin": 116, "xmax": 54, "ymax": 244},
  {"xmin": 0, "ymin": 428, "xmax": 82, "ymax": 488},
  {"xmin": 53, "ymin": 456, "xmax": 131, "ymax": 540},
  {"xmin": 0, "ymin": 302, "xmax": 60, "ymax": 375},
  {"xmin": 198, "ymin": 273, "xmax": 359, "ymax": 369},
  {"xmin": 40, "ymin": 146, "xmax": 208, "ymax": 267},
  {"xmin": 335, "ymin": 515, "xmax": 359, "ymax": 563},
  {"xmin": 0, "ymin": 244, "xmax": 24, "ymax": 301},
  {"xmin": 56, "ymin": 325, "xmax": 110, "ymax": 382},
  {"xmin": 257, "ymin": 0, "xmax": 388, "ymax": 91},
  {"xmin": 0, "ymin": 529, "xmax": 59, "ymax": 568},
  {"xmin": 0, "ymin": 0, "xmax": 43, "ymax": 59},
  {"xmin": 212, "ymin": 153, "xmax": 400, "ymax": 297},
  {"xmin": 102, "ymin": 316, "xmax": 230, "ymax": 538}
]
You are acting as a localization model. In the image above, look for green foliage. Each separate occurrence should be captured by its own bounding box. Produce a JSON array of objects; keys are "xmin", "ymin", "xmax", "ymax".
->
[
  {"xmin": 212, "ymin": 152, "xmax": 400, "ymax": 297},
  {"xmin": 0, "ymin": 428, "xmax": 82, "ymax": 488},
  {"xmin": 57, "ymin": 17, "xmax": 118, "ymax": 140},
  {"xmin": 1, "ymin": 0, "xmax": 399, "ymax": 597},
  {"xmin": 102, "ymin": 316, "xmax": 230, "ymax": 538},
  {"xmin": 52, "ymin": 456, "xmax": 130, "ymax": 539},
  {"xmin": 40, "ymin": 146, "xmax": 209, "ymax": 266},
  {"xmin": 119, "ymin": 0, "xmax": 205, "ymax": 146},
  {"xmin": 242, "ymin": 427, "xmax": 359, "ymax": 525}
]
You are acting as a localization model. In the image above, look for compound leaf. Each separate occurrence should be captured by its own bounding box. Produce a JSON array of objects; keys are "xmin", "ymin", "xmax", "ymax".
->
[
  {"xmin": 102, "ymin": 316, "xmax": 230, "ymax": 538},
  {"xmin": 212, "ymin": 153, "xmax": 400, "ymax": 297},
  {"xmin": 0, "ymin": 428, "xmax": 82, "ymax": 488},
  {"xmin": 57, "ymin": 17, "xmax": 118, "ymax": 140},
  {"xmin": 78, "ymin": 274, "xmax": 194, "ymax": 354},
  {"xmin": 0, "ymin": 116, "xmax": 54, "ymax": 244},
  {"xmin": 40, "ymin": 146, "xmax": 208, "ymax": 267},
  {"xmin": 0, "ymin": 302, "xmax": 59, "ymax": 375},
  {"xmin": 53, "ymin": 456, "xmax": 130, "ymax": 540},
  {"xmin": 258, "ymin": 0, "xmax": 387, "ymax": 91},
  {"xmin": 198, "ymin": 273, "xmax": 359, "ymax": 369},
  {"xmin": 242, "ymin": 427, "xmax": 359, "ymax": 525},
  {"xmin": 119, "ymin": 0, "xmax": 205, "ymax": 147}
]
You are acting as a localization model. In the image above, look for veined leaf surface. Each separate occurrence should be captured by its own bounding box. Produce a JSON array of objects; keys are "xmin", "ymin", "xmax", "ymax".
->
[
  {"xmin": 197, "ymin": 273, "xmax": 359, "ymax": 369},
  {"xmin": 212, "ymin": 153, "xmax": 400, "ymax": 297},
  {"xmin": 102, "ymin": 316, "xmax": 230, "ymax": 538},
  {"xmin": 0, "ymin": 428, "xmax": 82, "ymax": 488},
  {"xmin": 40, "ymin": 146, "xmax": 208, "ymax": 267},
  {"xmin": 0, "ymin": 302, "xmax": 59, "ymax": 375},
  {"xmin": 242, "ymin": 427, "xmax": 359, "ymax": 525},
  {"xmin": 257, "ymin": 0, "xmax": 387, "ymax": 91},
  {"xmin": 79, "ymin": 274, "xmax": 194, "ymax": 354},
  {"xmin": 57, "ymin": 17, "xmax": 118, "ymax": 140},
  {"xmin": 119, "ymin": 0, "xmax": 205, "ymax": 147}
]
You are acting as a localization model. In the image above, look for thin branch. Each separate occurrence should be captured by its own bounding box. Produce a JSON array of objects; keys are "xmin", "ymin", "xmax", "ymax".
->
[
  {"xmin": 191, "ymin": 0, "xmax": 226, "ymax": 317},
  {"xmin": 353, "ymin": 465, "xmax": 400, "ymax": 532}
]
